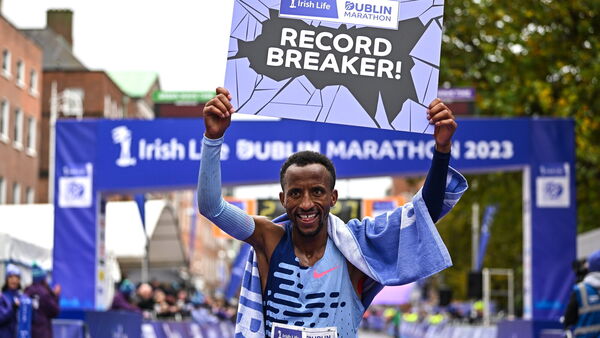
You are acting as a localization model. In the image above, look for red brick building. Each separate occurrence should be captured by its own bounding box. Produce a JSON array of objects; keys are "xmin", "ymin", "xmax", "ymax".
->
[
  {"xmin": 0, "ymin": 14, "xmax": 43, "ymax": 204},
  {"xmin": 22, "ymin": 10, "xmax": 159, "ymax": 202}
]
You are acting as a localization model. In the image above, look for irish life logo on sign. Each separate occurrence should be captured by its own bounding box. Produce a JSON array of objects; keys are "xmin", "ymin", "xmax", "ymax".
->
[
  {"xmin": 224, "ymin": 0, "xmax": 445, "ymax": 133},
  {"xmin": 280, "ymin": 0, "xmax": 399, "ymax": 30}
]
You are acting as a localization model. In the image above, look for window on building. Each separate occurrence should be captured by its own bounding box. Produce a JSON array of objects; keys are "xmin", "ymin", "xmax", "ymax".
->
[
  {"xmin": 16, "ymin": 60, "xmax": 25, "ymax": 87},
  {"xmin": 0, "ymin": 100, "xmax": 8, "ymax": 142},
  {"xmin": 12, "ymin": 182, "xmax": 21, "ymax": 204},
  {"xmin": 26, "ymin": 187, "xmax": 35, "ymax": 204},
  {"xmin": 14, "ymin": 108, "xmax": 23, "ymax": 148},
  {"xmin": 0, "ymin": 177, "xmax": 5, "ymax": 204},
  {"xmin": 29, "ymin": 69, "xmax": 38, "ymax": 95},
  {"xmin": 27, "ymin": 116, "xmax": 36, "ymax": 155},
  {"xmin": 62, "ymin": 88, "xmax": 84, "ymax": 117},
  {"xmin": 1, "ymin": 49, "xmax": 10, "ymax": 77}
]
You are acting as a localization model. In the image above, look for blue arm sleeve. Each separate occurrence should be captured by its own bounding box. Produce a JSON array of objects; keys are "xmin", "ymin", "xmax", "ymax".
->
[
  {"xmin": 197, "ymin": 135, "xmax": 255, "ymax": 241},
  {"xmin": 422, "ymin": 150, "xmax": 450, "ymax": 223}
]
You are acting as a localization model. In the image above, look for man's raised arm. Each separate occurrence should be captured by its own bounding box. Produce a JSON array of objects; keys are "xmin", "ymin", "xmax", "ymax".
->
[
  {"xmin": 422, "ymin": 98, "xmax": 457, "ymax": 222},
  {"xmin": 197, "ymin": 87, "xmax": 257, "ymax": 242}
]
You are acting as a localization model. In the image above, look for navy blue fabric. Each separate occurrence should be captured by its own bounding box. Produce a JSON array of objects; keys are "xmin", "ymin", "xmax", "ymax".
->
[{"xmin": 422, "ymin": 150, "xmax": 450, "ymax": 223}]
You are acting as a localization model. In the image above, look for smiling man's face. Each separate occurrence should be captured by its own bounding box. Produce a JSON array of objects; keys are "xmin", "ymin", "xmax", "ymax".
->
[{"xmin": 279, "ymin": 163, "xmax": 338, "ymax": 237}]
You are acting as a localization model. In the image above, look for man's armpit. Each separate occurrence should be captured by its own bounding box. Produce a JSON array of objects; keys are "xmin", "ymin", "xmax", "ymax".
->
[{"xmin": 249, "ymin": 216, "xmax": 284, "ymax": 259}]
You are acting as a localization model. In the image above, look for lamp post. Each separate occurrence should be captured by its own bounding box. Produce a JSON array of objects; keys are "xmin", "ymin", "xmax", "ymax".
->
[{"xmin": 48, "ymin": 81, "xmax": 83, "ymax": 203}]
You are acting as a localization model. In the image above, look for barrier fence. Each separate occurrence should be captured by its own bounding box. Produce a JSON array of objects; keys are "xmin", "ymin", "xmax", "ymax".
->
[
  {"xmin": 398, "ymin": 322, "xmax": 567, "ymax": 338},
  {"xmin": 52, "ymin": 311, "xmax": 235, "ymax": 338},
  {"xmin": 399, "ymin": 322, "xmax": 498, "ymax": 338},
  {"xmin": 52, "ymin": 313, "xmax": 569, "ymax": 337}
]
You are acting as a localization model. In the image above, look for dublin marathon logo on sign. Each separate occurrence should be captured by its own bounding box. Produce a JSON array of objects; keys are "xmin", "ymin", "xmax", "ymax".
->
[{"xmin": 280, "ymin": 0, "xmax": 399, "ymax": 30}]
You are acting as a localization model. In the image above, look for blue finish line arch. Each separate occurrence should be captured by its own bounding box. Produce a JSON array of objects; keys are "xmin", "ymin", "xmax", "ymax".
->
[{"xmin": 53, "ymin": 117, "xmax": 575, "ymax": 323}]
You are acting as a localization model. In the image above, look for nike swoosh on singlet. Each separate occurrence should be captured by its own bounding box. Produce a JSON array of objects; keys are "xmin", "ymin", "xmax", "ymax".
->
[{"xmin": 313, "ymin": 266, "xmax": 339, "ymax": 279}]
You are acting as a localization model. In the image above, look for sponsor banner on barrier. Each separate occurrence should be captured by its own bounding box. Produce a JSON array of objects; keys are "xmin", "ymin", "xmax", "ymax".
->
[
  {"xmin": 85, "ymin": 311, "xmax": 142, "ymax": 338},
  {"xmin": 224, "ymin": 0, "xmax": 445, "ymax": 132},
  {"xmin": 140, "ymin": 321, "xmax": 234, "ymax": 338},
  {"xmin": 52, "ymin": 319, "xmax": 86, "ymax": 338}
]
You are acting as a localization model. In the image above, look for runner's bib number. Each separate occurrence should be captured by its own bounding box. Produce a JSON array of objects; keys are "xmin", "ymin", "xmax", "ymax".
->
[{"xmin": 272, "ymin": 322, "xmax": 338, "ymax": 338}]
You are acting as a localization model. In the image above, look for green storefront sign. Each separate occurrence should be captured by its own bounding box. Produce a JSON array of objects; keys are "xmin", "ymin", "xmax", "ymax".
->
[{"xmin": 152, "ymin": 91, "xmax": 214, "ymax": 103}]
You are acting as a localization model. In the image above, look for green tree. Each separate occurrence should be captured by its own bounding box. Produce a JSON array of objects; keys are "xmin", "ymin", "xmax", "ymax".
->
[
  {"xmin": 437, "ymin": 173, "xmax": 523, "ymax": 312},
  {"xmin": 436, "ymin": 0, "xmax": 599, "ymax": 304},
  {"xmin": 440, "ymin": 0, "xmax": 599, "ymax": 233}
]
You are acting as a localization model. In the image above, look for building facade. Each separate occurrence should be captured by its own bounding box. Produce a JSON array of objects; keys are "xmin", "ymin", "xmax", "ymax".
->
[
  {"xmin": 0, "ymin": 14, "xmax": 42, "ymax": 204},
  {"xmin": 22, "ymin": 10, "xmax": 159, "ymax": 202}
]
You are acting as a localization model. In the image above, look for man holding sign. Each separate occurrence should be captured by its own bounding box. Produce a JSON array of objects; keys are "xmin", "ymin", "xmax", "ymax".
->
[{"xmin": 197, "ymin": 87, "xmax": 467, "ymax": 337}]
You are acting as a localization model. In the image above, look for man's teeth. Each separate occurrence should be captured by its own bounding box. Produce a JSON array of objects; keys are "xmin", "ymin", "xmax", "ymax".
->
[{"xmin": 300, "ymin": 214, "xmax": 316, "ymax": 219}]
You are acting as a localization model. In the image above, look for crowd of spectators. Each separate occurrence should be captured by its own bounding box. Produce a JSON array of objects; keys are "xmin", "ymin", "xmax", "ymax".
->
[
  {"xmin": 110, "ymin": 277, "xmax": 237, "ymax": 325},
  {"xmin": 0, "ymin": 264, "xmax": 60, "ymax": 338}
]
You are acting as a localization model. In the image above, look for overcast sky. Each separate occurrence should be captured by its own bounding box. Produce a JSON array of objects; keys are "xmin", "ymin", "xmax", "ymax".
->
[
  {"xmin": 1, "ymin": 0, "xmax": 397, "ymax": 196},
  {"xmin": 3, "ymin": 0, "xmax": 234, "ymax": 91}
]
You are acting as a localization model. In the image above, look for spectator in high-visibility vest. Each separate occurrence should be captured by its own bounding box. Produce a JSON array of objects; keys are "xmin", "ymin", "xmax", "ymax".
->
[
  {"xmin": 427, "ymin": 312, "xmax": 445, "ymax": 325},
  {"xmin": 469, "ymin": 299, "xmax": 484, "ymax": 323},
  {"xmin": 402, "ymin": 311, "xmax": 419, "ymax": 323},
  {"xmin": 564, "ymin": 249, "xmax": 600, "ymax": 337}
]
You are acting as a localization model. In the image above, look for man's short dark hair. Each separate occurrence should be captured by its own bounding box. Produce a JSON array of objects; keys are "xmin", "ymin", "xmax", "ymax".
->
[{"xmin": 280, "ymin": 151, "xmax": 336, "ymax": 190}]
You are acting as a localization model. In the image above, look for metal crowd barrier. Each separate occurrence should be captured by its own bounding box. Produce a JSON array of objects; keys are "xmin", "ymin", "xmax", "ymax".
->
[
  {"xmin": 52, "ymin": 311, "xmax": 235, "ymax": 338},
  {"xmin": 399, "ymin": 322, "xmax": 498, "ymax": 338}
]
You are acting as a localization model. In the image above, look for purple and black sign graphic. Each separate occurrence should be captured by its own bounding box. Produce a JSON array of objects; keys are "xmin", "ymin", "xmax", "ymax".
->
[{"xmin": 225, "ymin": 0, "xmax": 444, "ymax": 133}]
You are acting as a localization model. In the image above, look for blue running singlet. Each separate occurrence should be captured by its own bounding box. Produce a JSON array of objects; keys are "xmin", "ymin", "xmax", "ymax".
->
[{"xmin": 263, "ymin": 223, "xmax": 364, "ymax": 337}]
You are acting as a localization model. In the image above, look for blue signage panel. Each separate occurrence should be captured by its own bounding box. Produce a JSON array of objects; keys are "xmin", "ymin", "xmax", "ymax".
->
[
  {"xmin": 85, "ymin": 311, "xmax": 141, "ymax": 338},
  {"xmin": 528, "ymin": 119, "xmax": 577, "ymax": 320},
  {"xmin": 54, "ymin": 121, "xmax": 98, "ymax": 309},
  {"xmin": 92, "ymin": 118, "xmax": 529, "ymax": 191}
]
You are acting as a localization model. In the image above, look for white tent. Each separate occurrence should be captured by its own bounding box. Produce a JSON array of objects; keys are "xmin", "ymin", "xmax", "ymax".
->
[
  {"xmin": 105, "ymin": 200, "xmax": 187, "ymax": 269},
  {"xmin": 0, "ymin": 200, "xmax": 187, "ymax": 277},
  {"xmin": 0, "ymin": 204, "xmax": 54, "ymax": 269}
]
